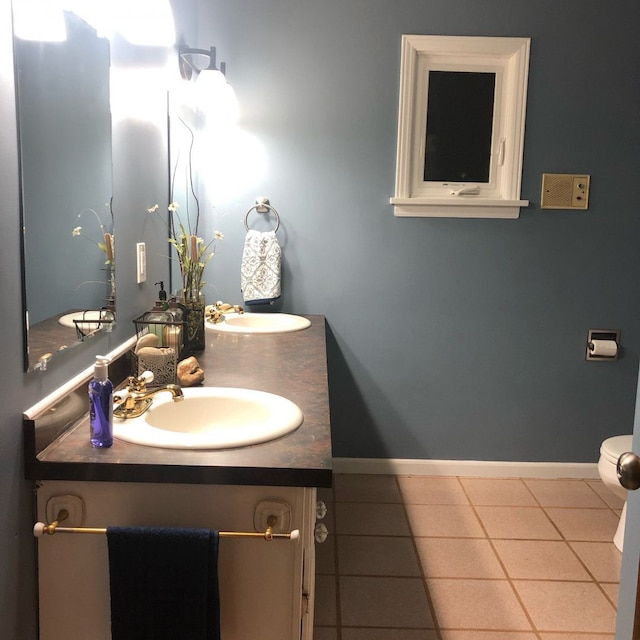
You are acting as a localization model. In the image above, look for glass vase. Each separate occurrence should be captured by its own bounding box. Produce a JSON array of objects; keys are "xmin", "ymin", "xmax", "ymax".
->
[{"xmin": 181, "ymin": 292, "xmax": 206, "ymax": 355}]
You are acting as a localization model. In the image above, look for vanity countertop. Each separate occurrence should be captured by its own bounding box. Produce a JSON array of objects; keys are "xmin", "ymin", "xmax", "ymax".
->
[{"xmin": 24, "ymin": 315, "xmax": 332, "ymax": 488}]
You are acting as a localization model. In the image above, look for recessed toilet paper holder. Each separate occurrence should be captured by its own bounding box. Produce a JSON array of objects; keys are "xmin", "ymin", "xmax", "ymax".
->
[{"xmin": 586, "ymin": 329, "xmax": 620, "ymax": 361}]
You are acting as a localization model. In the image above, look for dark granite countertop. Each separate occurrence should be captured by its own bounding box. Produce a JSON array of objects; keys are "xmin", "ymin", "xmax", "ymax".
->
[{"xmin": 24, "ymin": 315, "xmax": 332, "ymax": 488}]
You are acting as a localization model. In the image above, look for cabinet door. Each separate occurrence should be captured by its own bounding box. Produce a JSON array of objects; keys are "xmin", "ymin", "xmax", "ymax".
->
[{"xmin": 36, "ymin": 481, "xmax": 313, "ymax": 640}]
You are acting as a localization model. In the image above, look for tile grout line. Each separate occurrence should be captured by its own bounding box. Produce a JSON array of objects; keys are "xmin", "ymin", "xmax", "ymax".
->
[
  {"xmin": 457, "ymin": 476, "xmax": 544, "ymax": 640},
  {"xmin": 534, "ymin": 478, "xmax": 620, "ymax": 612},
  {"xmin": 571, "ymin": 480, "xmax": 622, "ymax": 610},
  {"xmin": 394, "ymin": 474, "xmax": 444, "ymax": 640}
]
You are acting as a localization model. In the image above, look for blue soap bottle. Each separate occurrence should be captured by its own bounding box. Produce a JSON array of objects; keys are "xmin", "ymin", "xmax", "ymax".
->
[{"xmin": 89, "ymin": 355, "xmax": 113, "ymax": 448}]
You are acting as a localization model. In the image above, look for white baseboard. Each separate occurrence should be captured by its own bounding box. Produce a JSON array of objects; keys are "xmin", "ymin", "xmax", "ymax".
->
[{"xmin": 332, "ymin": 457, "xmax": 600, "ymax": 479}]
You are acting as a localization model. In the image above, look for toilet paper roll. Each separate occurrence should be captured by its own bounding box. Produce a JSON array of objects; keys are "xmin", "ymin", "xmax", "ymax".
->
[{"xmin": 589, "ymin": 339, "xmax": 618, "ymax": 358}]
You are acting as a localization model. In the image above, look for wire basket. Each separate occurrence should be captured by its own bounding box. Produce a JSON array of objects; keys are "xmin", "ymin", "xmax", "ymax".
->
[{"xmin": 133, "ymin": 312, "xmax": 186, "ymax": 358}]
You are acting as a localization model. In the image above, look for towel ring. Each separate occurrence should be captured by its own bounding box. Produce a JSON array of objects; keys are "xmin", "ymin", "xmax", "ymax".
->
[{"xmin": 244, "ymin": 202, "xmax": 280, "ymax": 233}]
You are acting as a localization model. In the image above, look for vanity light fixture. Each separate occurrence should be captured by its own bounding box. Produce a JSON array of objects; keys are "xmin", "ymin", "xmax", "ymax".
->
[
  {"xmin": 179, "ymin": 46, "xmax": 226, "ymax": 82},
  {"xmin": 178, "ymin": 45, "xmax": 238, "ymax": 127}
]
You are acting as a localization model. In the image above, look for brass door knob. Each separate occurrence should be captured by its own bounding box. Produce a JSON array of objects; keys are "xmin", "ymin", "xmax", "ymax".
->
[{"xmin": 617, "ymin": 452, "xmax": 640, "ymax": 490}]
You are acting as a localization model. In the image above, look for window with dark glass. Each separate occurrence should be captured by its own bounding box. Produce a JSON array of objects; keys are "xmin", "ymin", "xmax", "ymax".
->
[{"xmin": 423, "ymin": 71, "xmax": 496, "ymax": 183}]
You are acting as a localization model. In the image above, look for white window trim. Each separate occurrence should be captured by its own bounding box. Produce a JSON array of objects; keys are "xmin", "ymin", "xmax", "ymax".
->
[{"xmin": 390, "ymin": 35, "xmax": 531, "ymax": 219}]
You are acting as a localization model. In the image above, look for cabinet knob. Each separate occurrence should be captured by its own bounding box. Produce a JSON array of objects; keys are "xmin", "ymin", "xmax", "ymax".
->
[
  {"xmin": 314, "ymin": 523, "xmax": 328, "ymax": 544},
  {"xmin": 316, "ymin": 500, "xmax": 328, "ymax": 520}
]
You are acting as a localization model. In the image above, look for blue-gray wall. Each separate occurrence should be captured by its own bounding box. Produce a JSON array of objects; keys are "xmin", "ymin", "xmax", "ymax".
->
[
  {"xmin": 3, "ymin": 0, "xmax": 640, "ymax": 636},
  {"xmin": 192, "ymin": 0, "xmax": 640, "ymax": 462}
]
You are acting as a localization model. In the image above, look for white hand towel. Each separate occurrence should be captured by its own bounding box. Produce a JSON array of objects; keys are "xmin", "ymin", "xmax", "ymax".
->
[{"xmin": 240, "ymin": 230, "xmax": 281, "ymax": 305}]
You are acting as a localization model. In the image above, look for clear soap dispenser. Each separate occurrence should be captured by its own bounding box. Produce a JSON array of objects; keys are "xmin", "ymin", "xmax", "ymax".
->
[
  {"xmin": 144, "ymin": 281, "xmax": 172, "ymax": 344},
  {"xmin": 163, "ymin": 297, "xmax": 184, "ymax": 355},
  {"xmin": 89, "ymin": 355, "xmax": 113, "ymax": 448},
  {"xmin": 155, "ymin": 280, "xmax": 168, "ymax": 309}
]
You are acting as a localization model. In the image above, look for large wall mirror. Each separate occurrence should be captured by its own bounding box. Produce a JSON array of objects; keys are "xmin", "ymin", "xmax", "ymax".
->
[{"xmin": 13, "ymin": 7, "xmax": 115, "ymax": 371}]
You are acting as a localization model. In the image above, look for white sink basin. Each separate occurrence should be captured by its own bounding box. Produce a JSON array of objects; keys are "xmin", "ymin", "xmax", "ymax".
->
[
  {"xmin": 206, "ymin": 312, "xmax": 311, "ymax": 334},
  {"xmin": 113, "ymin": 387, "xmax": 303, "ymax": 450}
]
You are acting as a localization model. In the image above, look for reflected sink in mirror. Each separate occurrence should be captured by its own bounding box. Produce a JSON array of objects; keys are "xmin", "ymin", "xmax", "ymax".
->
[
  {"xmin": 113, "ymin": 387, "xmax": 303, "ymax": 450},
  {"xmin": 58, "ymin": 310, "xmax": 106, "ymax": 330},
  {"xmin": 206, "ymin": 313, "xmax": 311, "ymax": 334},
  {"xmin": 57, "ymin": 309, "xmax": 115, "ymax": 339}
]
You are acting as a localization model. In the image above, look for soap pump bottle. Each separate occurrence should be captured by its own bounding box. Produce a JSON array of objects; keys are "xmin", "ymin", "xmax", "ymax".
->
[
  {"xmin": 155, "ymin": 281, "xmax": 168, "ymax": 309},
  {"xmin": 89, "ymin": 355, "xmax": 113, "ymax": 448}
]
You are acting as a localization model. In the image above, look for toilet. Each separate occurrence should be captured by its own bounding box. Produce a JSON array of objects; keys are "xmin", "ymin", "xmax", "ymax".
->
[{"xmin": 598, "ymin": 434, "xmax": 633, "ymax": 551}]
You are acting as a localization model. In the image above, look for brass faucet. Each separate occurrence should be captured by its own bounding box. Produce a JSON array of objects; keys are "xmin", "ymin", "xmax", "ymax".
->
[
  {"xmin": 205, "ymin": 301, "xmax": 244, "ymax": 324},
  {"xmin": 113, "ymin": 373, "xmax": 184, "ymax": 419}
]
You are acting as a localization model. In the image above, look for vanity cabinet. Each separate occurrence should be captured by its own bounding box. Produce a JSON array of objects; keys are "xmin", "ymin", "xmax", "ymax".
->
[
  {"xmin": 25, "ymin": 316, "xmax": 331, "ymax": 640},
  {"xmin": 36, "ymin": 481, "xmax": 317, "ymax": 640}
]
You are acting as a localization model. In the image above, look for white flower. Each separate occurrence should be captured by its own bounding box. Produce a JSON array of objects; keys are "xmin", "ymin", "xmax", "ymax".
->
[
  {"xmin": 147, "ymin": 204, "xmax": 159, "ymax": 213},
  {"xmin": 72, "ymin": 226, "xmax": 82, "ymax": 236},
  {"xmin": 214, "ymin": 230, "xmax": 224, "ymax": 240},
  {"xmin": 168, "ymin": 202, "xmax": 179, "ymax": 212}
]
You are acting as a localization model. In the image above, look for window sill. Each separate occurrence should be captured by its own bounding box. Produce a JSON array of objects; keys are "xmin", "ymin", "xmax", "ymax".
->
[{"xmin": 390, "ymin": 197, "xmax": 529, "ymax": 219}]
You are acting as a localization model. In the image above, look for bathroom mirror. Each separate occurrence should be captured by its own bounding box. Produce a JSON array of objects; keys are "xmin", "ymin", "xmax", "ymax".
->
[{"xmin": 13, "ymin": 8, "xmax": 115, "ymax": 371}]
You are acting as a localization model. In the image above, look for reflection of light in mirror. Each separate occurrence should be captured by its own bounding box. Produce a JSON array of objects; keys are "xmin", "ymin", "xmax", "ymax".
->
[
  {"xmin": 14, "ymin": 0, "xmax": 175, "ymax": 46},
  {"xmin": 62, "ymin": 0, "xmax": 112, "ymax": 38},
  {"xmin": 111, "ymin": 0, "xmax": 175, "ymax": 46},
  {"xmin": 195, "ymin": 129, "xmax": 268, "ymax": 200},
  {"xmin": 13, "ymin": 0, "xmax": 66, "ymax": 41},
  {"xmin": 111, "ymin": 67, "xmax": 170, "ymax": 123}
]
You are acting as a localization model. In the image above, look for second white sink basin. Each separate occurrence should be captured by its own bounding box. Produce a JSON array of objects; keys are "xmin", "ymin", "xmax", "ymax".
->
[
  {"xmin": 206, "ymin": 312, "xmax": 311, "ymax": 334},
  {"xmin": 113, "ymin": 387, "xmax": 303, "ymax": 450}
]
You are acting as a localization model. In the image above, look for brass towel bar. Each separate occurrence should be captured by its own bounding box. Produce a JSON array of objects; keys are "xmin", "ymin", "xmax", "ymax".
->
[{"xmin": 33, "ymin": 509, "xmax": 300, "ymax": 541}]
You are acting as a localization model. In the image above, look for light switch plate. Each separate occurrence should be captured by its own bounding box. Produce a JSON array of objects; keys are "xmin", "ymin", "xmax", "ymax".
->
[
  {"xmin": 541, "ymin": 173, "xmax": 590, "ymax": 210},
  {"xmin": 136, "ymin": 242, "xmax": 146, "ymax": 283}
]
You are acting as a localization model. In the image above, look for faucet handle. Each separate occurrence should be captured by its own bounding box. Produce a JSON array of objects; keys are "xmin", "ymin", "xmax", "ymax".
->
[
  {"xmin": 207, "ymin": 301, "xmax": 244, "ymax": 324},
  {"xmin": 113, "ymin": 389, "xmax": 129, "ymax": 406},
  {"xmin": 126, "ymin": 370, "xmax": 155, "ymax": 393},
  {"xmin": 138, "ymin": 370, "xmax": 154, "ymax": 385}
]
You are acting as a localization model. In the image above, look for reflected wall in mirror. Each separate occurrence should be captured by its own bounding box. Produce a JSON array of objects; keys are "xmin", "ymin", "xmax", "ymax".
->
[{"xmin": 14, "ymin": 8, "xmax": 115, "ymax": 371}]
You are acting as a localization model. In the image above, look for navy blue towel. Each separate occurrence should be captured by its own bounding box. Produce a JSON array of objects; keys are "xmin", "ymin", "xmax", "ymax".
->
[{"xmin": 107, "ymin": 527, "xmax": 220, "ymax": 640}]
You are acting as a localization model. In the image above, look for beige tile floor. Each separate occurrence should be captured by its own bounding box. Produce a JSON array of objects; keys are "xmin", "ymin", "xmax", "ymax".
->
[{"xmin": 314, "ymin": 474, "xmax": 622, "ymax": 640}]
